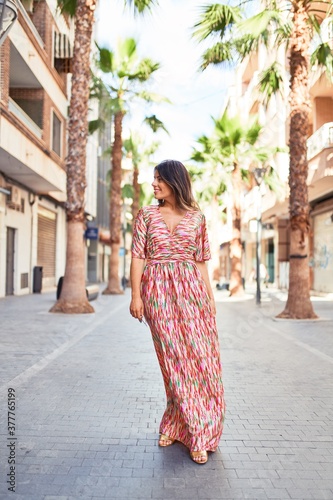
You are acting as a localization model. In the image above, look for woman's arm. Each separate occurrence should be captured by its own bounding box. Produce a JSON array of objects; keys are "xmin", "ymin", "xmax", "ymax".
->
[
  {"xmin": 129, "ymin": 257, "xmax": 146, "ymax": 319},
  {"xmin": 196, "ymin": 261, "xmax": 216, "ymax": 315}
]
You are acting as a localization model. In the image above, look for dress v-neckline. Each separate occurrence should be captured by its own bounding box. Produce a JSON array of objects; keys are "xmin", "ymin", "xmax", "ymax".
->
[{"xmin": 157, "ymin": 206, "xmax": 189, "ymax": 236}]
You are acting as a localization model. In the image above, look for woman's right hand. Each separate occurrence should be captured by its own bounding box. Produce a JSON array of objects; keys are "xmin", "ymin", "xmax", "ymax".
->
[{"xmin": 130, "ymin": 297, "xmax": 144, "ymax": 321}]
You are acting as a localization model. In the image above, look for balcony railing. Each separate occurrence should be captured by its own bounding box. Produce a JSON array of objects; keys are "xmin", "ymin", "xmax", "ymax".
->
[
  {"xmin": 8, "ymin": 98, "xmax": 43, "ymax": 139},
  {"xmin": 307, "ymin": 122, "xmax": 333, "ymax": 160}
]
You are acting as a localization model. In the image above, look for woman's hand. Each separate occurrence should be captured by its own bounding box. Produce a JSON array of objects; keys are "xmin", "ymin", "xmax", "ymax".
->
[
  {"xmin": 209, "ymin": 297, "xmax": 216, "ymax": 316},
  {"xmin": 130, "ymin": 297, "xmax": 144, "ymax": 321}
]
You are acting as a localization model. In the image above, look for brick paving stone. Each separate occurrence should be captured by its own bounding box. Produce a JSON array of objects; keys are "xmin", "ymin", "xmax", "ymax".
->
[{"xmin": 0, "ymin": 289, "xmax": 333, "ymax": 499}]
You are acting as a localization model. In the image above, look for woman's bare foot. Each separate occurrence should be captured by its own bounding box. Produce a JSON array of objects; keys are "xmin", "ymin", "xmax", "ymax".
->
[
  {"xmin": 190, "ymin": 450, "xmax": 208, "ymax": 464},
  {"xmin": 158, "ymin": 434, "xmax": 175, "ymax": 447}
]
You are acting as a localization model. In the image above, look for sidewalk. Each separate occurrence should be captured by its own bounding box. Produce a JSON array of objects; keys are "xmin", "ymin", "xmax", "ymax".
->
[{"xmin": 0, "ymin": 287, "xmax": 332, "ymax": 500}]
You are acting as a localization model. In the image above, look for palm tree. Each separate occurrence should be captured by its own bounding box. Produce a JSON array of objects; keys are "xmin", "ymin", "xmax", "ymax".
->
[
  {"xmin": 51, "ymin": 0, "xmax": 158, "ymax": 313},
  {"xmin": 95, "ymin": 39, "xmax": 166, "ymax": 294},
  {"xmin": 125, "ymin": 116, "xmax": 168, "ymax": 219},
  {"xmin": 192, "ymin": 111, "xmax": 282, "ymax": 296},
  {"xmin": 193, "ymin": 1, "xmax": 332, "ymax": 317},
  {"xmin": 123, "ymin": 133, "xmax": 160, "ymax": 220},
  {"xmin": 51, "ymin": 0, "xmax": 97, "ymax": 314}
]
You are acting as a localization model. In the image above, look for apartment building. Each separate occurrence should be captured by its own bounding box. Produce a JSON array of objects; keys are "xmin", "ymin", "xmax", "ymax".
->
[
  {"xmin": 85, "ymin": 93, "xmax": 112, "ymax": 285},
  {"xmin": 0, "ymin": 0, "xmax": 73, "ymax": 297},
  {"xmin": 227, "ymin": 17, "xmax": 333, "ymax": 293}
]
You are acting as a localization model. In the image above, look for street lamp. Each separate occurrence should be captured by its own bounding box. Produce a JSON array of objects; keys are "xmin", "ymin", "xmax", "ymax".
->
[
  {"xmin": 0, "ymin": 0, "xmax": 17, "ymax": 46},
  {"xmin": 253, "ymin": 167, "xmax": 267, "ymax": 305},
  {"xmin": 121, "ymin": 201, "xmax": 130, "ymax": 291}
]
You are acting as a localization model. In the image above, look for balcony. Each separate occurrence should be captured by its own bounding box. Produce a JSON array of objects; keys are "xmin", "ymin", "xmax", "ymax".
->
[
  {"xmin": 8, "ymin": 97, "xmax": 42, "ymax": 139},
  {"xmin": 307, "ymin": 122, "xmax": 333, "ymax": 161}
]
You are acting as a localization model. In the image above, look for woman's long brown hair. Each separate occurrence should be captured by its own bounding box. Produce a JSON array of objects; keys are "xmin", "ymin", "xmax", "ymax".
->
[{"xmin": 155, "ymin": 160, "xmax": 199, "ymax": 211}]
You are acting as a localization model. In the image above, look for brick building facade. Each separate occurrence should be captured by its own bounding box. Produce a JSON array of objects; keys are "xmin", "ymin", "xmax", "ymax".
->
[{"xmin": 0, "ymin": 0, "xmax": 73, "ymax": 296}]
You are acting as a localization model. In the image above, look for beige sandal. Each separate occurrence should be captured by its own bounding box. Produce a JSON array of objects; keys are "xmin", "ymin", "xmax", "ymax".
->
[
  {"xmin": 158, "ymin": 434, "xmax": 175, "ymax": 447},
  {"xmin": 190, "ymin": 450, "xmax": 208, "ymax": 464}
]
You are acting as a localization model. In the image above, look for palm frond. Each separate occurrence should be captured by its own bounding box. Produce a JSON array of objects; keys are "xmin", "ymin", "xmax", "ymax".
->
[
  {"xmin": 261, "ymin": 165, "xmax": 285, "ymax": 200},
  {"xmin": 241, "ymin": 168, "xmax": 251, "ymax": 183},
  {"xmin": 200, "ymin": 41, "xmax": 234, "ymax": 70},
  {"xmin": 238, "ymin": 9, "xmax": 282, "ymax": 39},
  {"xmin": 193, "ymin": 3, "xmax": 242, "ymax": 41},
  {"xmin": 90, "ymin": 74, "xmax": 108, "ymax": 100},
  {"xmin": 88, "ymin": 118, "xmax": 105, "ymax": 135},
  {"xmin": 307, "ymin": 13, "xmax": 322, "ymax": 36},
  {"xmin": 275, "ymin": 22, "xmax": 292, "ymax": 46},
  {"xmin": 125, "ymin": 0, "xmax": 158, "ymax": 15},
  {"xmin": 118, "ymin": 37, "xmax": 138, "ymax": 61},
  {"xmin": 128, "ymin": 59, "xmax": 160, "ymax": 81},
  {"xmin": 96, "ymin": 44, "xmax": 114, "ymax": 73},
  {"xmin": 143, "ymin": 115, "xmax": 169, "ymax": 134},
  {"xmin": 122, "ymin": 183, "xmax": 134, "ymax": 199},
  {"xmin": 57, "ymin": 0, "xmax": 76, "ymax": 16},
  {"xmin": 257, "ymin": 62, "xmax": 285, "ymax": 105},
  {"xmin": 137, "ymin": 91, "xmax": 170, "ymax": 103},
  {"xmin": 310, "ymin": 42, "xmax": 333, "ymax": 81},
  {"xmin": 245, "ymin": 119, "xmax": 262, "ymax": 145},
  {"xmin": 234, "ymin": 34, "xmax": 258, "ymax": 58},
  {"xmin": 191, "ymin": 150, "xmax": 206, "ymax": 163}
]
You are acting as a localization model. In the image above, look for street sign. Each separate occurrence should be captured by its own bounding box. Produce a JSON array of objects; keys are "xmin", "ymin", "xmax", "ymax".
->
[{"xmin": 85, "ymin": 227, "xmax": 99, "ymax": 240}]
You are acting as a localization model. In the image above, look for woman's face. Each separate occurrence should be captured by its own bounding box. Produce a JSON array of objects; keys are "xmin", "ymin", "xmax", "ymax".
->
[{"xmin": 152, "ymin": 171, "xmax": 174, "ymax": 201}]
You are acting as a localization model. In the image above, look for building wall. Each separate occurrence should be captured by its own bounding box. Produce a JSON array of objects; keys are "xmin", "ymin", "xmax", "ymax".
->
[
  {"xmin": 0, "ymin": 0, "xmax": 73, "ymax": 298},
  {"xmin": 0, "ymin": 189, "xmax": 33, "ymax": 296},
  {"xmin": 314, "ymin": 97, "xmax": 333, "ymax": 130}
]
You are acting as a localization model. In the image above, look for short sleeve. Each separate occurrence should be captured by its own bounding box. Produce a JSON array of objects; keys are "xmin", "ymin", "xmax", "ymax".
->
[
  {"xmin": 131, "ymin": 208, "xmax": 147, "ymax": 259},
  {"xmin": 195, "ymin": 214, "xmax": 211, "ymax": 261}
]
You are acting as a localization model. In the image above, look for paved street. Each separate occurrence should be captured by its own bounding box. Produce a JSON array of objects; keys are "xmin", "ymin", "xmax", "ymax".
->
[{"xmin": 0, "ymin": 286, "xmax": 333, "ymax": 500}]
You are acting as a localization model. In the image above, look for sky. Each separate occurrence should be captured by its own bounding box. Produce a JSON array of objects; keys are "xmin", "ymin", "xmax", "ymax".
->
[{"xmin": 95, "ymin": 0, "xmax": 234, "ymax": 170}]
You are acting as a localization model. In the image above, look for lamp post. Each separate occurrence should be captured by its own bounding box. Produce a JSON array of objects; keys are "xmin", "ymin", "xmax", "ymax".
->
[
  {"xmin": 121, "ymin": 202, "xmax": 128, "ymax": 291},
  {"xmin": 253, "ymin": 167, "xmax": 267, "ymax": 305},
  {"xmin": 0, "ymin": 0, "xmax": 17, "ymax": 46}
]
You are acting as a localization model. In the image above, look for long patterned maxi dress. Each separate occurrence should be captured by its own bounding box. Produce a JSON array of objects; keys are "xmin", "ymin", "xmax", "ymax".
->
[{"xmin": 132, "ymin": 205, "xmax": 226, "ymax": 452}]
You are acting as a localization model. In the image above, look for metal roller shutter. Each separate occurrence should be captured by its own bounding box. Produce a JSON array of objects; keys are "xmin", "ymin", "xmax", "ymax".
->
[
  {"xmin": 313, "ymin": 211, "xmax": 333, "ymax": 293},
  {"xmin": 37, "ymin": 207, "xmax": 56, "ymax": 280}
]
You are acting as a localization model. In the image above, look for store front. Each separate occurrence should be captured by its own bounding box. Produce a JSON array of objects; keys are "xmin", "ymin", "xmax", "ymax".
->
[{"xmin": 311, "ymin": 199, "xmax": 333, "ymax": 293}]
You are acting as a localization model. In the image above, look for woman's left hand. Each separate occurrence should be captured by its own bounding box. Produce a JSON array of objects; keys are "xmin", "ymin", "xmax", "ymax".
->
[{"xmin": 209, "ymin": 298, "xmax": 216, "ymax": 315}]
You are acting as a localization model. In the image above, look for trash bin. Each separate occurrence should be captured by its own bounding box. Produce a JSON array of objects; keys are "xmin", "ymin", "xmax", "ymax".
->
[
  {"xmin": 56, "ymin": 276, "xmax": 64, "ymax": 300},
  {"xmin": 33, "ymin": 266, "xmax": 43, "ymax": 293}
]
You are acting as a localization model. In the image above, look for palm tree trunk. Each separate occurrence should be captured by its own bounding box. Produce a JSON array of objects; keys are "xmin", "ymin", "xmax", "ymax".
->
[
  {"xmin": 132, "ymin": 165, "xmax": 140, "ymax": 221},
  {"xmin": 229, "ymin": 164, "xmax": 244, "ymax": 296},
  {"xmin": 277, "ymin": 1, "xmax": 317, "ymax": 318},
  {"xmin": 50, "ymin": 0, "xmax": 96, "ymax": 314},
  {"xmin": 103, "ymin": 110, "xmax": 124, "ymax": 294}
]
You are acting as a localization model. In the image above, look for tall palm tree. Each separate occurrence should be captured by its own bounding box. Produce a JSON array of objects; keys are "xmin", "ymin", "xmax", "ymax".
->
[
  {"xmin": 193, "ymin": 1, "xmax": 332, "ymax": 318},
  {"xmin": 51, "ymin": 0, "xmax": 97, "ymax": 313},
  {"xmin": 126, "ymin": 116, "xmax": 168, "ymax": 219},
  {"xmin": 95, "ymin": 39, "xmax": 166, "ymax": 294},
  {"xmin": 51, "ymin": 0, "xmax": 158, "ymax": 313},
  {"xmin": 123, "ymin": 133, "xmax": 160, "ymax": 220},
  {"xmin": 192, "ymin": 111, "xmax": 282, "ymax": 296}
]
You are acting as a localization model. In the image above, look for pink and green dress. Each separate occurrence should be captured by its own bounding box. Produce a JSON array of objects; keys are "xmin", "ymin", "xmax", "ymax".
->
[{"xmin": 132, "ymin": 205, "xmax": 225, "ymax": 452}]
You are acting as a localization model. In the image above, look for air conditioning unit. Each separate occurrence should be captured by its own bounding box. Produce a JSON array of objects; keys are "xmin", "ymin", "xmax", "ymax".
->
[{"xmin": 8, "ymin": 186, "xmax": 21, "ymax": 204}]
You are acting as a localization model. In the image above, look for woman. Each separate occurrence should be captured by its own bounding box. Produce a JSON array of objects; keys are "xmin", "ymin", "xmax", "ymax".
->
[{"xmin": 130, "ymin": 159, "xmax": 225, "ymax": 464}]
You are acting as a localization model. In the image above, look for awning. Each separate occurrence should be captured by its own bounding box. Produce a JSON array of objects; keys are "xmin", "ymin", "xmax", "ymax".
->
[{"xmin": 54, "ymin": 32, "xmax": 73, "ymax": 59}]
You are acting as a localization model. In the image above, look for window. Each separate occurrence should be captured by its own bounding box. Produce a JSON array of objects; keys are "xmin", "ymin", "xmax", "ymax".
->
[
  {"xmin": 52, "ymin": 112, "xmax": 62, "ymax": 157},
  {"xmin": 53, "ymin": 31, "xmax": 73, "ymax": 74}
]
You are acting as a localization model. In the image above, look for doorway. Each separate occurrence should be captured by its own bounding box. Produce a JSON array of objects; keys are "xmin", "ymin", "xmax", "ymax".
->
[
  {"xmin": 267, "ymin": 238, "xmax": 275, "ymax": 283},
  {"xmin": 6, "ymin": 227, "xmax": 15, "ymax": 295}
]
